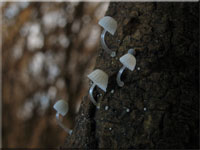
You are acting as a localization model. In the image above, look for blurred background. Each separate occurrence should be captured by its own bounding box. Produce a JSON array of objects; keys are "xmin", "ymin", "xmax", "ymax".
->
[{"xmin": 1, "ymin": 1, "xmax": 109, "ymax": 148}]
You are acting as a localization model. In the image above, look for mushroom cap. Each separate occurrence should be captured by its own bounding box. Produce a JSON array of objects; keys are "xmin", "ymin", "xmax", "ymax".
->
[
  {"xmin": 87, "ymin": 69, "xmax": 108, "ymax": 92},
  {"xmin": 53, "ymin": 100, "xmax": 68, "ymax": 116},
  {"xmin": 120, "ymin": 53, "xmax": 136, "ymax": 71},
  {"xmin": 128, "ymin": 48, "xmax": 136, "ymax": 55},
  {"xmin": 98, "ymin": 16, "xmax": 117, "ymax": 35}
]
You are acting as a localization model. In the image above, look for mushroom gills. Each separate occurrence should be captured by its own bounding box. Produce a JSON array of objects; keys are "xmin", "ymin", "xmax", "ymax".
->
[{"xmin": 87, "ymin": 69, "xmax": 108, "ymax": 92}]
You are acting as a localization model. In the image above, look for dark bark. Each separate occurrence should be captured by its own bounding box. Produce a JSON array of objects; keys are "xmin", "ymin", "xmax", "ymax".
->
[{"xmin": 63, "ymin": 2, "xmax": 199, "ymax": 149}]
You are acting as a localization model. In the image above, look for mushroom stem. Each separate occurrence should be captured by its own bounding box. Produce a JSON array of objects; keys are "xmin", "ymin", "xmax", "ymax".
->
[
  {"xmin": 116, "ymin": 65, "xmax": 126, "ymax": 87},
  {"xmin": 89, "ymin": 83, "xmax": 100, "ymax": 109},
  {"xmin": 101, "ymin": 29, "xmax": 116, "ymax": 57},
  {"xmin": 56, "ymin": 113, "xmax": 73, "ymax": 135}
]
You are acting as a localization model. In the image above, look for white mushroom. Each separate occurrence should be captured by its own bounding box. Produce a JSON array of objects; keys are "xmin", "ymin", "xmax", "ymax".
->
[
  {"xmin": 116, "ymin": 48, "xmax": 136, "ymax": 87},
  {"xmin": 53, "ymin": 100, "xmax": 73, "ymax": 135},
  {"xmin": 98, "ymin": 16, "xmax": 117, "ymax": 57},
  {"xmin": 87, "ymin": 69, "xmax": 108, "ymax": 109}
]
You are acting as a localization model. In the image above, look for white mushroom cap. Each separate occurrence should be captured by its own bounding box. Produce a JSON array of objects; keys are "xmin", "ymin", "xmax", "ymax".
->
[
  {"xmin": 53, "ymin": 100, "xmax": 68, "ymax": 116},
  {"xmin": 87, "ymin": 69, "xmax": 108, "ymax": 92},
  {"xmin": 98, "ymin": 16, "xmax": 117, "ymax": 35},
  {"xmin": 120, "ymin": 53, "xmax": 136, "ymax": 71}
]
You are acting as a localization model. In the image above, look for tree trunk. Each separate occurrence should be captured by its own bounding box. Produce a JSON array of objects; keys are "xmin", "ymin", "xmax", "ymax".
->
[{"xmin": 62, "ymin": 2, "xmax": 199, "ymax": 149}]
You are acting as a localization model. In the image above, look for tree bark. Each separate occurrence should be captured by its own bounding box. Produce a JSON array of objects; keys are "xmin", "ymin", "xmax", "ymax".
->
[{"xmin": 62, "ymin": 2, "xmax": 199, "ymax": 149}]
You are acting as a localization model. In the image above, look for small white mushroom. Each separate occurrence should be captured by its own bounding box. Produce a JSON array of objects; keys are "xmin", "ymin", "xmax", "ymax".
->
[
  {"xmin": 116, "ymin": 49, "xmax": 136, "ymax": 87},
  {"xmin": 53, "ymin": 100, "xmax": 73, "ymax": 135},
  {"xmin": 87, "ymin": 69, "xmax": 108, "ymax": 109},
  {"xmin": 105, "ymin": 105, "xmax": 109, "ymax": 110},
  {"xmin": 111, "ymin": 89, "xmax": 114, "ymax": 94},
  {"xmin": 98, "ymin": 16, "xmax": 117, "ymax": 57}
]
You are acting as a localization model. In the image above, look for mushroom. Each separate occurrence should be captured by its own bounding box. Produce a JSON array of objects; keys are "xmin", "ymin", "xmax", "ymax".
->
[
  {"xmin": 98, "ymin": 16, "xmax": 117, "ymax": 57},
  {"xmin": 87, "ymin": 69, "xmax": 108, "ymax": 109},
  {"xmin": 53, "ymin": 100, "xmax": 73, "ymax": 135},
  {"xmin": 116, "ymin": 48, "xmax": 136, "ymax": 87}
]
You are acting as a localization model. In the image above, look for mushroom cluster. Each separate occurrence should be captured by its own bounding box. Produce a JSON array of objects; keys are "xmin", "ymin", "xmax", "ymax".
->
[
  {"xmin": 53, "ymin": 16, "xmax": 137, "ymax": 134},
  {"xmin": 87, "ymin": 16, "xmax": 137, "ymax": 108}
]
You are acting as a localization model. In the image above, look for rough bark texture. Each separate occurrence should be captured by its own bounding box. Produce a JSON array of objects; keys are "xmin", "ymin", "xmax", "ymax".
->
[{"xmin": 62, "ymin": 2, "xmax": 199, "ymax": 149}]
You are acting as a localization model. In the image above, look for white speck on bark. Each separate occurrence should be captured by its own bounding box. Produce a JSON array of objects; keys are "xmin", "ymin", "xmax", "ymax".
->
[
  {"xmin": 126, "ymin": 108, "xmax": 130, "ymax": 112},
  {"xmin": 111, "ymin": 89, "xmax": 114, "ymax": 94}
]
